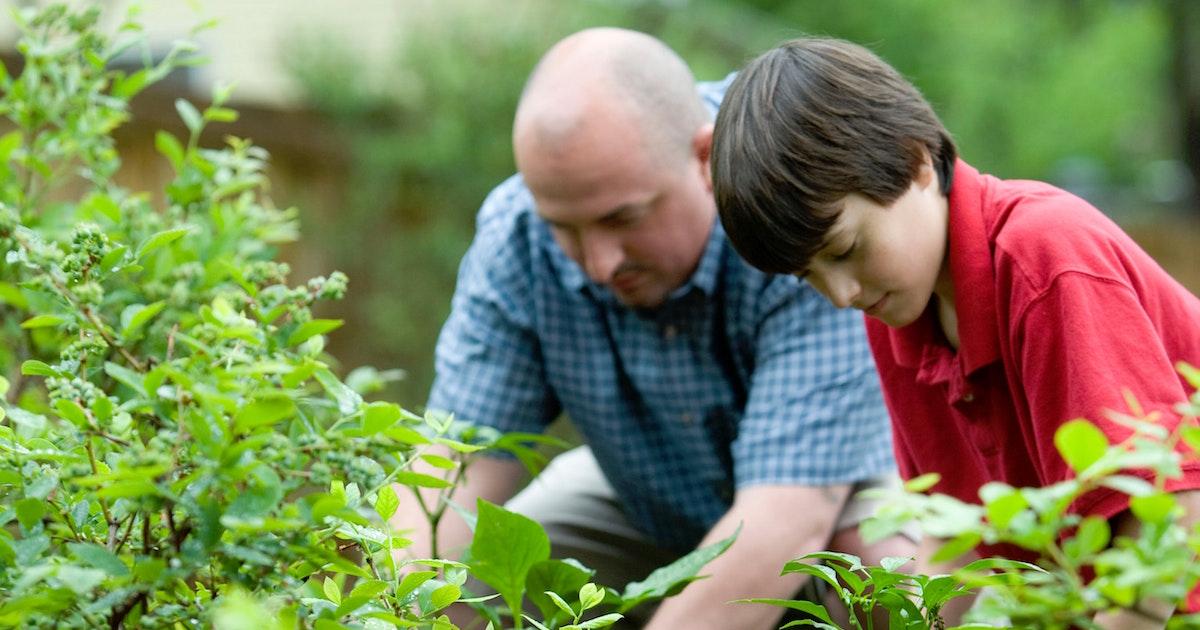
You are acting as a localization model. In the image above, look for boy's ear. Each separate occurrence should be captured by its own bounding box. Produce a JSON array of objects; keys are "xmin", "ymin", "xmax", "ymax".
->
[
  {"xmin": 914, "ymin": 145, "xmax": 937, "ymax": 191},
  {"xmin": 695, "ymin": 123, "xmax": 714, "ymax": 191}
]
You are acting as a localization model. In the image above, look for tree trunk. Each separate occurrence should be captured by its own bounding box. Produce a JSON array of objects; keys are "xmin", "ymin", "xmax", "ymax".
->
[{"xmin": 1166, "ymin": 0, "xmax": 1200, "ymax": 211}]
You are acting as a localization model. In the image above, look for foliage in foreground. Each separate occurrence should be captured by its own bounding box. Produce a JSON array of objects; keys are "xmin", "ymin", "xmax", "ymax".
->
[
  {"xmin": 748, "ymin": 368, "xmax": 1200, "ymax": 629},
  {"xmin": 0, "ymin": 5, "xmax": 729, "ymax": 629}
]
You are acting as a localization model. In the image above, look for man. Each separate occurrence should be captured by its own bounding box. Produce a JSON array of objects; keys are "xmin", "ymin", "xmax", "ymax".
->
[
  {"xmin": 710, "ymin": 37, "xmax": 1200, "ymax": 625},
  {"xmin": 396, "ymin": 29, "xmax": 910, "ymax": 629}
]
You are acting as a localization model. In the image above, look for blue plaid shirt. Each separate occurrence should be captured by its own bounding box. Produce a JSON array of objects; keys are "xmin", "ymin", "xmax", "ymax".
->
[{"xmin": 428, "ymin": 78, "xmax": 894, "ymax": 552}]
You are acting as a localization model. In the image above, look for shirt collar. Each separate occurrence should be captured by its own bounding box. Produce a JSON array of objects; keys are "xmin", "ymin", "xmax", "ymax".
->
[
  {"xmin": 546, "ymin": 215, "xmax": 724, "ymax": 307},
  {"xmin": 887, "ymin": 159, "xmax": 1001, "ymax": 375}
]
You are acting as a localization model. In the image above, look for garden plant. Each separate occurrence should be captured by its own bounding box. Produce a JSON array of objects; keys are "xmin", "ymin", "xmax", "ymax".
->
[
  {"xmin": 742, "ymin": 369, "xmax": 1200, "ymax": 629},
  {"xmin": 0, "ymin": 5, "xmax": 730, "ymax": 629}
]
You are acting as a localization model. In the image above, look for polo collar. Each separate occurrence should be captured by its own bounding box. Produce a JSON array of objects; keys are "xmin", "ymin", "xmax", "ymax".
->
[{"xmin": 888, "ymin": 159, "xmax": 1001, "ymax": 377}]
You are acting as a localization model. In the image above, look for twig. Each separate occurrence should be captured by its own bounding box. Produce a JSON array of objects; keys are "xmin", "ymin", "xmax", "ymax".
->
[{"xmin": 86, "ymin": 438, "xmax": 118, "ymax": 550}]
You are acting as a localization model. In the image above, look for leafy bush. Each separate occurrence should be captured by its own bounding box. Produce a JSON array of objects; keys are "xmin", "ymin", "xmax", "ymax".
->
[
  {"xmin": 745, "ymin": 366, "xmax": 1200, "ymax": 629},
  {"xmin": 0, "ymin": 5, "xmax": 727, "ymax": 629}
]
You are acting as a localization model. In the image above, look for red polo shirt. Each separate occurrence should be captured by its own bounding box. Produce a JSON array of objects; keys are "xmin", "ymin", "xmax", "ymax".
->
[{"xmin": 867, "ymin": 160, "xmax": 1200, "ymax": 579}]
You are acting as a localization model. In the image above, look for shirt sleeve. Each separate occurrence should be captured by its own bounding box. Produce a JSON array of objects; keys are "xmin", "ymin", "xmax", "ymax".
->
[
  {"xmin": 731, "ymin": 280, "xmax": 896, "ymax": 488},
  {"xmin": 1010, "ymin": 270, "xmax": 1200, "ymax": 517},
  {"xmin": 425, "ymin": 184, "xmax": 560, "ymax": 434}
]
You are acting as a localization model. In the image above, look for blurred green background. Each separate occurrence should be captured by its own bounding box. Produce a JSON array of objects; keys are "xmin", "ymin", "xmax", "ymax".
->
[
  {"xmin": 278, "ymin": 0, "xmax": 1199, "ymax": 407},
  {"xmin": 9, "ymin": 0, "xmax": 1194, "ymax": 408}
]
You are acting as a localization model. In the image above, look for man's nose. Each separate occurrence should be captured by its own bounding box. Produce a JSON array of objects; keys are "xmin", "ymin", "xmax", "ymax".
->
[{"xmin": 579, "ymin": 232, "xmax": 623, "ymax": 284}]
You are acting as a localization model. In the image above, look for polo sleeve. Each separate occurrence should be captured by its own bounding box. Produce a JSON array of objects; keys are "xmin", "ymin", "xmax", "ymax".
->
[
  {"xmin": 425, "ymin": 189, "xmax": 560, "ymax": 435},
  {"xmin": 731, "ymin": 282, "xmax": 896, "ymax": 488},
  {"xmin": 1010, "ymin": 271, "xmax": 1200, "ymax": 517}
]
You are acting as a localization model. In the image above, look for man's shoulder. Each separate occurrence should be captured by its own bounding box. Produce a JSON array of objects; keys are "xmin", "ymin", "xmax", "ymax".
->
[
  {"xmin": 696, "ymin": 72, "xmax": 736, "ymax": 116},
  {"xmin": 460, "ymin": 174, "xmax": 558, "ymax": 291},
  {"xmin": 715, "ymin": 237, "xmax": 835, "ymax": 330}
]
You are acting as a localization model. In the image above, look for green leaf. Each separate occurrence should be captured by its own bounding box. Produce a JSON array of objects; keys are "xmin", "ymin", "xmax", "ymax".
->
[
  {"xmin": 1179, "ymin": 362, "xmax": 1200, "ymax": 390},
  {"xmin": 1065, "ymin": 516, "xmax": 1110, "ymax": 559},
  {"xmin": 225, "ymin": 465, "xmax": 284, "ymax": 519},
  {"xmin": 1054, "ymin": 418, "xmax": 1109, "ymax": 474},
  {"xmin": 323, "ymin": 576, "xmax": 342, "ymax": 605},
  {"xmin": 468, "ymin": 499, "xmax": 551, "ymax": 622},
  {"xmin": 420, "ymin": 582, "xmax": 461, "ymax": 615},
  {"xmin": 545, "ymin": 590, "xmax": 575, "ymax": 619},
  {"xmin": 287, "ymin": 319, "xmax": 343, "ymax": 346},
  {"xmin": 733, "ymin": 598, "xmax": 835, "ymax": 625},
  {"xmin": 579, "ymin": 582, "xmax": 604, "ymax": 611},
  {"xmin": 421, "ymin": 454, "xmax": 458, "ymax": 470},
  {"xmin": 920, "ymin": 575, "xmax": 964, "ymax": 610},
  {"xmin": 960, "ymin": 557, "xmax": 1047, "ymax": 574},
  {"xmin": 527, "ymin": 558, "xmax": 595, "ymax": 624},
  {"xmin": 68, "ymin": 542, "xmax": 129, "ymax": 576},
  {"xmin": 563, "ymin": 613, "xmax": 625, "ymax": 629},
  {"xmin": 619, "ymin": 525, "xmax": 740, "ymax": 612},
  {"xmin": 112, "ymin": 68, "xmax": 149, "ymax": 98},
  {"xmin": 904, "ymin": 472, "xmax": 941, "ymax": 493},
  {"xmin": 1099, "ymin": 474, "xmax": 1155, "ymax": 498},
  {"xmin": 20, "ymin": 314, "xmax": 65, "ymax": 329},
  {"xmin": 104, "ymin": 362, "xmax": 145, "ymax": 395},
  {"xmin": 16, "ymin": 497, "xmax": 44, "ymax": 530},
  {"xmin": 780, "ymin": 562, "xmax": 842, "ymax": 593},
  {"xmin": 99, "ymin": 245, "xmax": 128, "ymax": 272},
  {"xmin": 137, "ymin": 227, "xmax": 191, "ymax": 259},
  {"xmin": 84, "ymin": 193, "xmax": 121, "ymax": 222},
  {"xmin": 314, "ymin": 368, "xmax": 362, "ymax": 415},
  {"xmin": 233, "ymin": 396, "xmax": 295, "ymax": 433},
  {"xmin": 57, "ymin": 566, "xmax": 107, "ymax": 595},
  {"xmin": 1130, "ymin": 492, "xmax": 1176, "ymax": 524},
  {"xmin": 96, "ymin": 478, "xmax": 159, "ymax": 499},
  {"xmin": 983, "ymin": 486, "xmax": 1028, "ymax": 530},
  {"xmin": 176, "ymin": 98, "xmax": 203, "ymax": 134},
  {"xmin": 1180, "ymin": 426, "xmax": 1200, "ymax": 456},
  {"xmin": 0, "ymin": 282, "xmax": 29, "ymax": 308},
  {"xmin": 396, "ymin": 570, "xmax": 436, "ymax": 601},
  {"xmin": 880, "ymin": 556, "xmax": 912, "ymax": 572},
  {"xmin": 54, "ymin": 399, "xmax": 88, "ymax": 428},
  {"xmin": 360, "ymin": 401, "xmax": 401, "ymax": 435},
  {"xmin": 931, "ymin": 531, "xmax": 981, "ymax": 563},
  {"xmin": 204, "ymin": 106, "xmax": 239, "ymax": 123},
  {"xmin": 393, "ymin": 471, "xmax": 453, "ymax": 489},
  {"xmin": 21, "ymin": 360, "xmax": 60, "ymax": 377},
  {"xmin": 120, "ymin": 301, "xmax": 166, "ymax": 340},
  {"xmin": 155, "ymin": 130, "xmax": 185, "ymax": 170},
  {"xmin": 374, "ymin": 485, "xmax": 399, "ymax": 522}
]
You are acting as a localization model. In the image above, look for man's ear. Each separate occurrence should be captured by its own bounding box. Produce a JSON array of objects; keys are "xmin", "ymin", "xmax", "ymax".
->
[{"xmin": 694, "ymin": 122, "xmax": 714, "ymax": 191}]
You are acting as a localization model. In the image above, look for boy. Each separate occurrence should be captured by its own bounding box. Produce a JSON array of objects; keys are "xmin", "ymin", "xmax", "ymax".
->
[{"xmin": 710, "ymin": 37, "xmax": 1200, "ymax": 624}]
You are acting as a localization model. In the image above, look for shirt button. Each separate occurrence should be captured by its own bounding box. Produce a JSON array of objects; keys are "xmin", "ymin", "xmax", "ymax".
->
[
  {"xmin": 662, "ymin": 324, "xmax": 678, "ymax": 340},
  {"xmin": 680, "ymin": 413, "xmax": 694, "ymax": 425},
  {"xmin": 962, "ymin": 392, "xmax": 975, "ymax": 403}
]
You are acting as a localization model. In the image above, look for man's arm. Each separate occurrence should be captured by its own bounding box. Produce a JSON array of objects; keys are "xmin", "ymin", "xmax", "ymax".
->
[
  {"xmin": 644, "ymin": 483, "xmax": 849, "ymax": 630},
  {"xmin": 389, "ymin": 445, "xmax": 527, "ymax": 564},
  {"xmin": 1093, "ymin": 489, "xmax": 1200, "ymax": 629}
]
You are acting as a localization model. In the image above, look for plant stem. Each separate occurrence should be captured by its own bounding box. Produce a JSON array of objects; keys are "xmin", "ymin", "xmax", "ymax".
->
[{"xmin": 86, "ymin": 437, "xmax": 118, "ymax": 550}]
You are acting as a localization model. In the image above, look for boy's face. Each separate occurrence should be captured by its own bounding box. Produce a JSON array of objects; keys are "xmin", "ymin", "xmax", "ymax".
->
[{"xmin": 798, "ymin": 165, "xmax": 950, "ymax": 328}]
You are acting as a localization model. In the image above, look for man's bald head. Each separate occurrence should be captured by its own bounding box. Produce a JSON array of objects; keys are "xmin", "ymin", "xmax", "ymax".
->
[{"xmin": 514, "ymin": 28, "xmax": 709, "ymax": 167}]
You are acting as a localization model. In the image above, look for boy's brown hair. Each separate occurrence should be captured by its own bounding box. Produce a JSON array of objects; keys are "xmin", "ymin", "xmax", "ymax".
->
[{"xmin": 711, "ymin": 38, "xmax": 957, "ymax": 274}]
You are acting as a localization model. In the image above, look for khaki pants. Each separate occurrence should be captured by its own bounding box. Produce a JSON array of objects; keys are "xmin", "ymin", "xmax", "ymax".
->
[{"xmin": 494, "ymin": 446, "xmax": 907, "ymax": 628}]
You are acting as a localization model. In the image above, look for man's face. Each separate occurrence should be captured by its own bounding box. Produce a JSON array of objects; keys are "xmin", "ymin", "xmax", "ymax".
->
[
  {"xmin": 516, "ymin": 106, "xmax": 716, "ymax": 309},
  {"xmin": 799, "ymin": 169, "xmax": 949, "ymax": 328}
]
